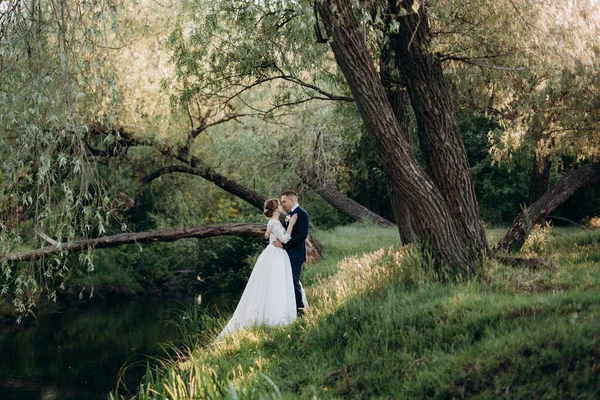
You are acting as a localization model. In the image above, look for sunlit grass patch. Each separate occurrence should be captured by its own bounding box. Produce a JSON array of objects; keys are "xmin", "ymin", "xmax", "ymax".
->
[
  {"xmin": 313, "ymin": 222, "xmax": 400, "ymax": 256},
  {"xmin": 303, "ymin": 222, "xmax": 400, "ymax": 283}
]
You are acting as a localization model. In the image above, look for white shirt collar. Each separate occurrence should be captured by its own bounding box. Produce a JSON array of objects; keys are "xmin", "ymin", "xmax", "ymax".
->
[{"xmin": 290, "ymin": 204, "xmax": 299, "ymax": 213}]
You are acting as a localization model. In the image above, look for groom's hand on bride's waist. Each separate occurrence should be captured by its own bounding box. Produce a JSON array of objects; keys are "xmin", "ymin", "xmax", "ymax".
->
[{"xmin": 272, "ymin": 240, "xmax": 283, "ymax": 248}]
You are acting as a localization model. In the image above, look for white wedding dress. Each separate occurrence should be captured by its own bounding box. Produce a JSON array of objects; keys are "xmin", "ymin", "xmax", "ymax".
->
[{"xmin": 218, "ymin": 219, "xmax": 298, "ymax": 338}]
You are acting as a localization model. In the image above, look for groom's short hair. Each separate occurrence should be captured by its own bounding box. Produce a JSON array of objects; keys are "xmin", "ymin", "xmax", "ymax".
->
[{"xmin": 281, "ymin": 190, "xmax": 297, "ymax": 201}]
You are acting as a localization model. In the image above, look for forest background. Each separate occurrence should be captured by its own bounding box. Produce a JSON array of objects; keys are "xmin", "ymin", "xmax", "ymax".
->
[{"xmin": 0, "ymin": 0, "xmax": 599, "ymax": 317}]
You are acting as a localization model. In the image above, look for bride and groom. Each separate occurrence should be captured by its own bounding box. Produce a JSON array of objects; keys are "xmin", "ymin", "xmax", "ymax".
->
[{"xmin": 218, "ymin": 190, "xmax": 309, "ymax": 338}]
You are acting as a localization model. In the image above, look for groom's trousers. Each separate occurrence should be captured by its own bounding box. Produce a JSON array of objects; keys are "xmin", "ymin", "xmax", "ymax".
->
[{"xmin": 290, "ymin": 260, "xmax": 304, "ymax": 310}]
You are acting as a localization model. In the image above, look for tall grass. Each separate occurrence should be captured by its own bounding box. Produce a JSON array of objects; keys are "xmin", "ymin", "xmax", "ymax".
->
[{"xmin": 116, "ymin": 226, "xmax": 600, "ymax": 399}]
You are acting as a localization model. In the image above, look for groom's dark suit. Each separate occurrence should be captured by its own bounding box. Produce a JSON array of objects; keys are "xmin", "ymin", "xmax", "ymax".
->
[{"xmin": 282, "ymin": 205, "xmax": 309, "ymax": 311}]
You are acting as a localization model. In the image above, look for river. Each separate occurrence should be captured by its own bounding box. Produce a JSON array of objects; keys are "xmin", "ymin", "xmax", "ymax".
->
[{"xmin": 0, "ymin": 296, "xmax": 228, "ymax": 399}]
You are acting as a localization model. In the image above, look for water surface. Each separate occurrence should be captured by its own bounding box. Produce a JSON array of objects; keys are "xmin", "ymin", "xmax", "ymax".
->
[{"xmin": 0, "ymin": 297, "xmax": 202, "ymax": 399}]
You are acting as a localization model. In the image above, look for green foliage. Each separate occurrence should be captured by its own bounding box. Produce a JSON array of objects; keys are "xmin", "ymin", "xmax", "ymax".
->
[
  {"xmin": 163, "ymin": 0, "xmax": 366, "ymax": 200},
  {"xmin": 0, "ymin": 0, "xmax": 129, "ymax": 316},
  {"xmin": 457, "ymin": 109, "xmax": 530, "ymax": 225},
  {"xmin": 167, "ymin": 0, "xmax": 340, "ymax": 112},
  {"xmin": 343, "ymin": 133, "xmax": 395, "ymax": 222},
  {"xmin": 438, "ymin": 0, "xmax": 600, "ymax": 178},
  {"xmin": 129, "ymin": 226, "xmax": 600, "ymax": 399},
  {"xmin": 301, "ymin": 192, "xmax": 350, "ymax": 229}
]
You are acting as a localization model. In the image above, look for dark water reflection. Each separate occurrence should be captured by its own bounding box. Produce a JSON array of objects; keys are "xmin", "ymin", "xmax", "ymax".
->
[{"xmin": 0, "ymin": 297, "xmax": 221, "ymax": 399}]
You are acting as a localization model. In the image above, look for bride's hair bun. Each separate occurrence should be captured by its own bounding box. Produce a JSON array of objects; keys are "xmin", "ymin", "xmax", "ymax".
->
[{"xmin": 263, "ymin": 198, "xmax": 279, "ymax": 218}]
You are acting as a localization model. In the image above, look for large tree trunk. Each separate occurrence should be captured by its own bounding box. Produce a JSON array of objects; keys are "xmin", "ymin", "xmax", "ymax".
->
[
  {"xmin": 298, "ymin": 163, "xmax": 394, "ymax": 227},
  {"xmin": 1, "ymin": 223, "xmax": 267, "ymax": 263},
  {"xmin": 497, "ymin": 163, "xmax": 600, "ymax": 252},
  {"xmin": 388, "ymin": 0, "xmax": 489, "ymax": 258},
  {"xmin": 380, "ymin": 40, "xmax": 418, "ymax": 244},
  {"xmin": 529, "ymin": 152, "xmax": 552, "ymax": 205},
  {"xmin": 317, "ymin": 0, "xmax": 477, "ymax": 275}
]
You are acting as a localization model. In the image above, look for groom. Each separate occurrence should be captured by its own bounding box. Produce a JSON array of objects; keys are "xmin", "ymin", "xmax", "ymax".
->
[{"xmin": 273, "ymin": 190, "xmax": 309, "ymax": 316}]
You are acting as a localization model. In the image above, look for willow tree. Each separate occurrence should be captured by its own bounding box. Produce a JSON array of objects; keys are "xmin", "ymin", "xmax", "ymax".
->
[
  {"xmin": 1, "ymin": 0, "xmax": 332, "ymax": 315},
  {"xmin": 168, "ymin": 0, "xmax": 553, "ymax": 271},
  {"xmin": 160, "ymin": 0, "xmax": 403, "ymax": 226},
  {"xmin": 0, "ymin": 0, "xmax": 129, "ymax": 314},
  {"xmin": 308, "ymin": 0, "xmax": 489, "ymax": 272},
  {"xmin": 432, "ymin": 0, "xmax": 600, "ymax": 251}
]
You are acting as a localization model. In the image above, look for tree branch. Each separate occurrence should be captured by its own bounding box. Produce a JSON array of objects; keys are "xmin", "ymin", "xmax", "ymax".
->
[
  {"xmin": 442, "ymin": 55, "xmax": 528, "ymax": 71},
  {"xmin": 545, "ymin": 215, "xmax": 588, "ymax": 230},
  {"xmin": 1, "ymin": 223, "xmax": 267, "ymax": 263},
  {"xmin": 298, "ymin": 162, "xmax": 394, "ymax": 226},
  {"xmin": 135, "ymin": 165, "xmax": 266, "ymax": 211},
  {"xmin": 224, "ymin": 74, "xmax": 354, "ymax": 105}
]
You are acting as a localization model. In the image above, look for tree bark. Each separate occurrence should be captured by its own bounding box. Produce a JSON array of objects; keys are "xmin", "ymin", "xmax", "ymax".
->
[
  {"xmin": 298, "ymin": 163, "xmax": 394, "ymax": 227},
  {"xmin": 317, "ymin": 0, "xmax": 477, "ymax": 275},
  {"xmin": 1, "ymin": 223, "xmax": 267, "ymax": 263},
  {"xmin": 388, "ymin": 0, "xmax": 489, "ymax": 258},
  {"xmin": 529, "ymin": 152, "xmax": 552, "ymax": 205},
  {"xmin": 497, "ymin": 163, "xmax": 600, "ymax": 252},
  {"xmin": 380, "ymin": 39, "xmax": 418, "ymax": 244}
]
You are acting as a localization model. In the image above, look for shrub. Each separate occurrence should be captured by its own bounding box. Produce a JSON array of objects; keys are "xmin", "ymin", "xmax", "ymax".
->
[
  {"xmin": 521, "ymin": 222, "xmax": 554, "ymax": 256},
  {"xmin": 588, "ymin": 216, "xmax": 600, "ymax": 230}
]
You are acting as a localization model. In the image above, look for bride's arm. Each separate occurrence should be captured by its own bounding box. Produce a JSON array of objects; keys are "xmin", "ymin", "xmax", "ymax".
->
[{"xmin": 273, "ymin": 221, "xmax": 292, "ymax": 243}]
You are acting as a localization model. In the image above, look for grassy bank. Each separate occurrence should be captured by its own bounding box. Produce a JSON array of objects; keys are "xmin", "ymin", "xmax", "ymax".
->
[{"xmin": 119, "ymin": 225, "xmax": 600, "ymax": 399}]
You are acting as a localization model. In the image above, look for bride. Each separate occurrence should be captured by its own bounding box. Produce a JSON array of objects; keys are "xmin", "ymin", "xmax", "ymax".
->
[{"xmin": 218, "ymin": 198, "xmax": 299, "ymax": 338}]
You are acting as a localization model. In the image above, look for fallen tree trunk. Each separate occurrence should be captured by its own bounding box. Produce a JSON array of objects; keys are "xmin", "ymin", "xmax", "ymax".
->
[
  {"xmin": 497, "ymin": 163, "xmax": 600, "ymax": 253},
  {"xmin": 298, "ymin": 163, "xmax": 394, "ymax": 227},
  {"xmin": 2, "ymin": 222, "xmax": 325, "ymax": 264},
  {"xmin": 1, "ymin": 224, "xmax": 267, "ymax": 263}
]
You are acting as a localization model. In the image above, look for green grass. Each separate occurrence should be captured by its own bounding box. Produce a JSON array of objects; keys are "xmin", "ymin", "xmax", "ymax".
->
[
  {"xmin": 117, "ymin": 226, "xmax": 600, "ymax": 399},
  {"xmin": 303, "ymin": 222, "xmax": 401, "ymax": 283}
]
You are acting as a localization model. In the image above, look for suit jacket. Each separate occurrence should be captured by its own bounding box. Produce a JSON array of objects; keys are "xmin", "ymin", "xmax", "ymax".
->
[{"xmin": 282, "ymin": 205, "xmax": 309, "ymax": 264}]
